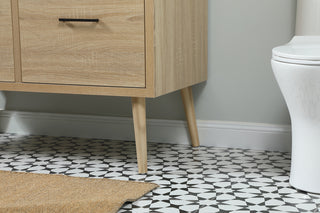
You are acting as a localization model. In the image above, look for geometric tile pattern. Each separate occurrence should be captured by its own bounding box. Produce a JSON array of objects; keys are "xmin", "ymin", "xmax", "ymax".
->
[{"xmin": 0, "ymin": 133, "xmax": 319, "ymax": 213}]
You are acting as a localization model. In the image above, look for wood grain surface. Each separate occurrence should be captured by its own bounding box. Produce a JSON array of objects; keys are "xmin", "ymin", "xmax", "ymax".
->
[
  {"xmin": 0, "ymin": 0, "xmax": 15, "ymax": 82},
  {"xmin": 154, "ymin": 0, "xmax": 208, "ymax": 96},
  {"xmin": 19, "ymin": 0, "xmax": 145, "ymax": 88}
]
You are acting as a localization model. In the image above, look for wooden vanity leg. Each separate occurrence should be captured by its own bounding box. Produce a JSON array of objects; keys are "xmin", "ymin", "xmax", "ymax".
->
[
  {"xmin": 132, "ymin": 97, "xmax": 148, "ymax": 174},
  {"xmin": 181, "ymin": 87, "xmax": 200, "ymax": 147}
]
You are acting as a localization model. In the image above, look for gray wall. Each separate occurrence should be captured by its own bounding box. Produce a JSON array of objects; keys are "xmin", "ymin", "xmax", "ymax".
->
[{"xmin": 3, "ymin": 0, "xmax": 296, "ymax": 125}]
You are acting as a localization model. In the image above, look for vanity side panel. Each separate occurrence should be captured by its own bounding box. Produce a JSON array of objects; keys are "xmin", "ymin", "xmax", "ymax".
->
[
  {"xmin": 0, "ymin": 0, "xmax": 15, "ymax": 82},
  {"xmin": 154, "ymin": 0, "xmax": 208, "ymax": 97}
]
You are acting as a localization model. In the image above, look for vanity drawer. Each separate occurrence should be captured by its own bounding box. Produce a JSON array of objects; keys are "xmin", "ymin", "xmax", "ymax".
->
[
  {"xmin": 19, "ymin": 0, "xmax": 145, "ymax": 88},
  {"xmin": 0, "ymin": 0, "xmax": 15, "ymax": 82}
]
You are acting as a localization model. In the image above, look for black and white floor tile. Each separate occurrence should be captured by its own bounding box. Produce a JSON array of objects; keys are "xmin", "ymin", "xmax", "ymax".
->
[{"xmin": 0, "ymin": 133, "xmax": 319, "ymax": 212}]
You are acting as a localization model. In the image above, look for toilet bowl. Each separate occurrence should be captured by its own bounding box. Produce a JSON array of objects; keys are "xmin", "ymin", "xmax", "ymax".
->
[{"xmin": 272, "ymin": 36, "xmax": 320, "ymax": 194}]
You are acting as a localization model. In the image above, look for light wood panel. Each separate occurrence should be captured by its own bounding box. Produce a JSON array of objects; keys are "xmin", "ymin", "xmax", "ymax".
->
[
  {"xmin": 132, "ymin": 97, "xmax": 147, "ymax": 174},
  {"xmin": 19, "ymin": 0, "xmax": 145, "ymax": 88},
  {"xmin": 11, "ymin": 0, "xmax": 22, "ymax": 82},
  {"xmin": 0, "ymin": 0, "xmax": 15, "ymax": 82},
  {"xmin": 0, "ymin": 82, "xmax": 154, "ymax": 97},
  {"xmin": 144, "ymin": 0, "xmax": 156, "ymax": 96},
  {"xmin": 154, "ymin": 0, "xmax": 208, "ymax": 97}
]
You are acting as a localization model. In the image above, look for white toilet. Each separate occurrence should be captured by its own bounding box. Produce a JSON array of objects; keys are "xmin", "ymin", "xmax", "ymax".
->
[{"xmin": 271, "ymin": 0, "xmax": 320, "ymax": 194}]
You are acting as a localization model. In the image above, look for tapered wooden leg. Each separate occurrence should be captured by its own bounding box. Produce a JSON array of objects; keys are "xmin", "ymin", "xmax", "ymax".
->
[
  {"xmin": 181, "ymin": 87, "xmax": 200, "ymax": 147},
  {"xmin": 132, "ymin": 97, "xmax": 147, "ymax": 174}
]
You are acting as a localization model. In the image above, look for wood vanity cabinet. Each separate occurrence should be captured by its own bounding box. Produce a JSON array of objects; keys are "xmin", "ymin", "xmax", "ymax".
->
[{"xmin": 0, "ymin": 0, "xmax": 208, "ymax": 173}]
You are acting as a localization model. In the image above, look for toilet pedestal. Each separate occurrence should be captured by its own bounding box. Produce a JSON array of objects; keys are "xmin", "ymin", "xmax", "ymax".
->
[{"xmin": 272, "ymin": 59, "xmax": 320, "ymax": 194}]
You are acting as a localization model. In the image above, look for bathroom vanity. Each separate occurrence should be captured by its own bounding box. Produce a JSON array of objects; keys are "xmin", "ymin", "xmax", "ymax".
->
[{"xmin": 0, "ymin": 0, "xmax": 208, "ymax": 173}]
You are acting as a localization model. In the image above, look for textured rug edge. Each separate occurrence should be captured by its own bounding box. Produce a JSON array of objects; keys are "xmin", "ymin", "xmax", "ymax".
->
[{"xmin": 116, "ymin": 182, "xmax": 159, "ymax": 213}]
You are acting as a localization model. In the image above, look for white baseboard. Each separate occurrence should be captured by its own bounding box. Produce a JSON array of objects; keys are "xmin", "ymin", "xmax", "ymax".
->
[{"xmin": 0, "ymin": 111, "xmax": 292, "ymax": 152}]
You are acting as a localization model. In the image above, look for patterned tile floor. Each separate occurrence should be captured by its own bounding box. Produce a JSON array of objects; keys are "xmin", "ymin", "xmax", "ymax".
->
[{"xmin": 0, "ymin": 133, "xmax": 319, "ymax": 213}]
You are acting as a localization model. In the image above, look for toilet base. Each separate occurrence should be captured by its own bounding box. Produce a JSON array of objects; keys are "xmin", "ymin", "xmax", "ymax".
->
[
  {"xmin": 290, "ymin": 180, "xmax": 320, "ymax": 195},
  {"xmin": 289, "ymin": 122, "xmax": 320, "ymax": 194}
]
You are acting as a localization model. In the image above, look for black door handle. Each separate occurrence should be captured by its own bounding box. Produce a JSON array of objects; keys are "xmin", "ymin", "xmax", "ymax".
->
[{"xmin": 59, "ymin": 18, "xmax": 99, "ymax": 23}]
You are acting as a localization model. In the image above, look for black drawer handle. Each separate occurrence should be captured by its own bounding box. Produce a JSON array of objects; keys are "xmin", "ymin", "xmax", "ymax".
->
[{"xmin": 59, "ymin": 18, "xmax": 99, "ymax": 23}]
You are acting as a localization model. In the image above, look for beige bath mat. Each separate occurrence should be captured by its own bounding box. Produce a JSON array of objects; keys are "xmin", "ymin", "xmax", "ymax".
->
[{"xmin": 0, "ymin": 170, "xmax": 158, "ymax": 213}]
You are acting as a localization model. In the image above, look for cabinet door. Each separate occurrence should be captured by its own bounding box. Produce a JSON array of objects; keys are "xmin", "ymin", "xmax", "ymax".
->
[
  {"xmin": 0, "ymin": 1, "xmax": 15, "ymax": 82},
  {"xmin": 19, "ymin": 0, "xmax": 145, "ymax": 88}
]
